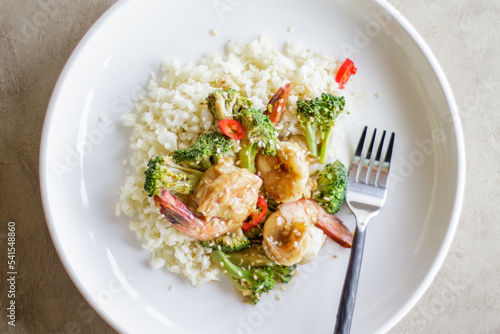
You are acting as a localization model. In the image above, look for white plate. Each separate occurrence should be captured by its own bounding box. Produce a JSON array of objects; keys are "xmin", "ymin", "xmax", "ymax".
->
[{"xmin": 40, "ymin": 0, "xmax": 465, "ymax": 333}]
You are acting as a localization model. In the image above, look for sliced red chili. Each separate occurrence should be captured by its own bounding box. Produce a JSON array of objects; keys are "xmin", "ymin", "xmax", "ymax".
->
[
  {"xmin": 266, "ymin": 83, "xmax": 293, "ymax": 124},
  {"xmin": 335, "ymin": 58, "xmax": 357, "ymax": 89},
  {"xmin": 242, "ymin": 196, "xmax": 267, "ymax": 232},
  {"xmin": 218, "ymin": 119, "xmax": 246, "ymax": 140}
]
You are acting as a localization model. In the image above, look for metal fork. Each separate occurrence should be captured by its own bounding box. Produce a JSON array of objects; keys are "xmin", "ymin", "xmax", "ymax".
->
[{"xmin": 334, "ymin": 126, "xmax": 395, "ymax": 334}]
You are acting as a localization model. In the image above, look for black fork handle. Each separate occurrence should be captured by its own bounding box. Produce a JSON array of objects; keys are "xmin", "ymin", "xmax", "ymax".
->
[{"xmin": 334, "ymin": 224, "xmax": 367, "ymax": 334}]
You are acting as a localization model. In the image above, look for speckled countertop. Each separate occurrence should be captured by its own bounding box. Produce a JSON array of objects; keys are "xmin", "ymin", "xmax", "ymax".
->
[{"xmin": 1, "ymin": 1, "xmax": 499, "ymax": 333}]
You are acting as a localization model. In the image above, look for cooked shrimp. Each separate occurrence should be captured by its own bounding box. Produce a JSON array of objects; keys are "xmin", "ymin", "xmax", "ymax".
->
[
  {"xmin": 285, "ymin": 134, "xmax": 318, "ymax": 164},
  {"xmin": 262, "ymin": 199, "xmax": 353, "ymax": 266},
  {"xmin": 256, "ymin": 141, "xmax": 309, "ymax": 203},
  {"xmin": 154, "ymin": 158, "xmax": 262, "ymax": 241},
  {"xmin": 194, "ymin": 158, "xmax": 262, "ymax": 224},
  {"xmin": 265, "ymin": 83, "xmax": 293, "ymax": 124}
]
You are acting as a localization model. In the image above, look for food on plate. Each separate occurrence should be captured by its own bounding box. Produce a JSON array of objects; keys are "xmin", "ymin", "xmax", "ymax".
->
[
  {"xmin": 256, "ymin": 141, "xmax": 309, "ymax": 203},
  {"xmin": 172, "ymin": 132, "xmax": 233, "ymax": 169},
  {"xmin": 311, "ymin": 159, "xmax": 348, "ymax": 215},
  {"xmin": 116, "ymin": 36, "xmax": 356, "ymax": 303},
  {"xmin": 335, "ymin": 58, "xmax": 357, "ymax": 89},
  {"xmin": 296, "ymin": 92, "xmax": 345, "ymax": 163},
  {"xmin": 265, "ymin": 82, "xmax": 293, "ymax": 124},
  {"xmin": 235, "ymin": 105, "xmax": 280, "ymax": 173}
]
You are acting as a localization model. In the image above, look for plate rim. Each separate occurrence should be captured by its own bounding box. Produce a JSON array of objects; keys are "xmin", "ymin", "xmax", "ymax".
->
[{"xmin": 371, "ymin": 0, "xmax": 465, "ymax": 332}]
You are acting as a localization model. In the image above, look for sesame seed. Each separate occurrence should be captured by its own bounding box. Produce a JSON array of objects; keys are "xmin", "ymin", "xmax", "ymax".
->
[
  {"xmin": 293, "ymin": 241, "xmax": 298, "ymax": 248},
  {"xmin": 220, "ymin": 261, "xmax": 224, "ymax": 266},
  {"xmin": 238, "ymin": 271, "xmax": 242, "ymax": 277}
]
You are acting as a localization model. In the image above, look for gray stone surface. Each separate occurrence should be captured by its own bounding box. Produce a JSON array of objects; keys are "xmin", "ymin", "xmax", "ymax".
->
[{"xmin": 1, "ymin": 0, "xmax": 499, "ymax": 333}]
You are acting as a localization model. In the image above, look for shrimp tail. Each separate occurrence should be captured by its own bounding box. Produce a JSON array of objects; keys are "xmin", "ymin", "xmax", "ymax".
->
[
  {"xmin": 154, "ymin": 189, "xmax": 206, "ymax": 239},
  {"xmin": 315, "ymin": 215, "xmax": 353, "ymax": 248},
  {"xmin": 266, "ymin": 83, "xmax": 292, "ymax": 124}
]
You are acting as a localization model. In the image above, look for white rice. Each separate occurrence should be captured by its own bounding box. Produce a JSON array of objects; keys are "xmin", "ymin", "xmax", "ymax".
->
[{"xmin": 116, "ymin": 36, "xmax": 345, "ymax": 285}]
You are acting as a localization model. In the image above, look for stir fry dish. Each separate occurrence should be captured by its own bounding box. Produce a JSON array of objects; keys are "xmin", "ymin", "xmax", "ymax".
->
[{"xmin": 143, "ymin": 85, "xmax": 354, "ymax": 304}]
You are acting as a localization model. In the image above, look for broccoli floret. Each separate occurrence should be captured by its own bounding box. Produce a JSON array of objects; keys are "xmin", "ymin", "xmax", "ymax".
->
[
  {"xmin": 243, "ymin": 224, "xmax": 263, "ymax": 244},
  {"xmin": 211, "ymin": 249, "xmax": 275, "ymax": 304},
  {"xmin": 269, "ymin": 263, "xmax": 296, "ymax": 284},
  {"xmin": 199, "ymin": 229, "xmax": 251, "ymax": 252},
  {"xmin": 143, "ymin": 155, "xmax": 203, "ymax": 197},
  {"xmin": 312, "ymin": 160, "xmax": 347, "ymax": 214},
  {"xmin": 296, "ymin": 93, "xmax": 345, "ymax": 163},
  {"xmin": 206, "ymin": 88, "xmax": 252, "ymax": 121},
  {"xmin": 228, "ymin": 247, "xmax": 296, "ymax": 284},
  {"xmin": 172, "ymin": 133, "xmax": 232, "ymax": 170},
  {"xmin": 236, "ymin": 107, "xmax": 279, "ymax": 173}
]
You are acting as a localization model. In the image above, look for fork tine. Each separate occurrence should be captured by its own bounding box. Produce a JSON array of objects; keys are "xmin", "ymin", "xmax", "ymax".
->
[
  {"xmin": 367, "ymin": 130, "xmax": 386, "ymax": 185},
  {"xmin": 348, "ymin": 126, "xmax": 367, "ymax": 181},
  {"xmin": 359, "ymin": 129, "xmax": 377, "ymax": 183},
  {"xmin": 377, "ymin": 132, "xmax": 395, "ymax": 188}
]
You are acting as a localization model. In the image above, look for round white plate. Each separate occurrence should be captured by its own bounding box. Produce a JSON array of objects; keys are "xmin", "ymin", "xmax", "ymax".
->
[{"xmin": 40, "ymin": 0, "xmax": 465, "ymax": 333}]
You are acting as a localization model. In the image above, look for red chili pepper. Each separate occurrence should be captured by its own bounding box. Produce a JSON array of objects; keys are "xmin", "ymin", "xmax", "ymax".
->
[
  {"xmin": 242, "ymin": 196, "xmax": 267, "ymax": 232},
  {"xmin": 266, "ymin": 83, "xmax": 293, "ymax": 124},
  {"xmin": 335, "ymin": 58, "xmax": 357, "ymax": 89},
  {"xmin": 218, "ymin": 119, "xmax": 246, "ymax": 140}
]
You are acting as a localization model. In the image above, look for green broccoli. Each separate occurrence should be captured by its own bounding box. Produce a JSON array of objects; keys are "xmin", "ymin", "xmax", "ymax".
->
[
  {"xmin": 227, "ymin": 247, "xmax": 296, "ymax": 284},
  {"xmin": 312, "ymin": 160, "xmax": 347, "ymax": 214},
  {"xmin": 206, "ymin": 88, "xmax": 252, "ymax": 121},
  {"xmin": 236, "ymin": 107, "xmax": 279, "ymax": 173},
  {"xmin": 296, "ymin": 93, "xmax": 345, "ymax": 163},
  {"xmin": 143, "ymin": 155, "xmax": 203, "ymax": 197},
  {"xmin": 199, "ymin": 229, "xmax": 251, "ymax": 253},
  {"xmin": 211, "ymin": 249, "xmax": 275, "ymax": 304},
  {"xmin": 172, "ymin": 133, "xmax": 232, "ymax": 170},
  {"xmin": 243, "ymin": 224, "xmax": 263, "ymax": 244}
]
